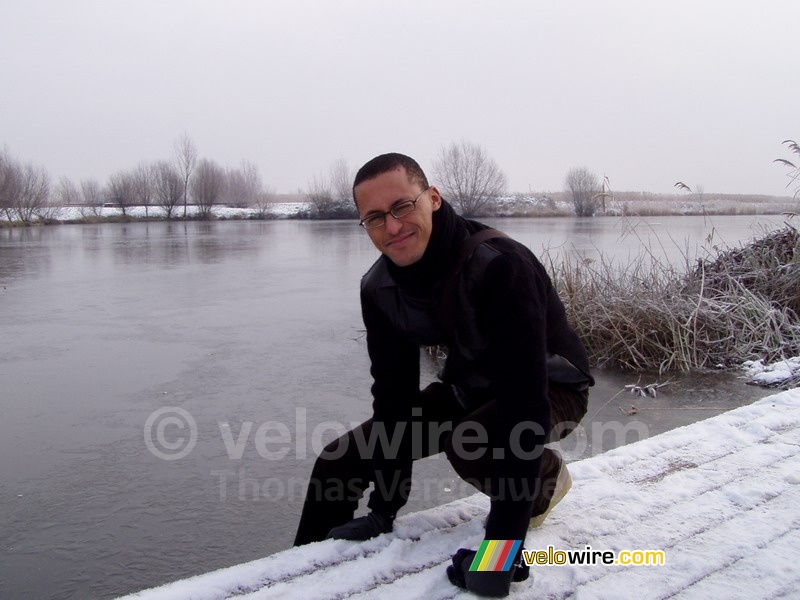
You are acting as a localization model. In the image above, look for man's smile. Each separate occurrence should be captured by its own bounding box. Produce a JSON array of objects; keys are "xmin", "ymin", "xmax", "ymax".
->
[{"xmin": 386, "ymin": 230, "xmax": 416, "ymax": 248}]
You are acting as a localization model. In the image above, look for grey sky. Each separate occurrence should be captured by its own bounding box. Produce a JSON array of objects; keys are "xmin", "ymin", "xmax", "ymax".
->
[{"xmin": 2, "ymin": 0, "xmax": 799, "ymax": 196}]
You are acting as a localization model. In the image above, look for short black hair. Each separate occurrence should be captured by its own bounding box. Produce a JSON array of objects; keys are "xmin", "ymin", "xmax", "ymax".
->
[{"xmin": 352, "ymin": 153, "xmax": 429, "ymax": 203}]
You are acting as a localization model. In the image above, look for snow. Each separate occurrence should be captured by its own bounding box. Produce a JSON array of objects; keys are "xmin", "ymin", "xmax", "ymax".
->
[
  {"xmin": 116, "ymin": 387, "xmax": 800, "ymax": 599},
  {"xmin": 742, "ymin": 358, "xmax": 800, "ymax": 388}
]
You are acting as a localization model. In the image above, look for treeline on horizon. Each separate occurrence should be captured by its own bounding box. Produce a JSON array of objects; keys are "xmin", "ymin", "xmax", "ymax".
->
[{"xmin": 2, "ymin": 136, "xmax": 798, "ymax": 225}]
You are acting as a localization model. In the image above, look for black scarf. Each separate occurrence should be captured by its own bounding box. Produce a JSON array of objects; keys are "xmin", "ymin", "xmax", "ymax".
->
[{"xmin": 386, "ymin": 199, "xmax": 484, "ymax": 294}]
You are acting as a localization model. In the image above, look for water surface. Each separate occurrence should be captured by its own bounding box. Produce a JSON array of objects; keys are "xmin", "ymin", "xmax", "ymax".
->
[{"xmin": 0, "ymin": 215, "xmax": 782, "ymax": 599}]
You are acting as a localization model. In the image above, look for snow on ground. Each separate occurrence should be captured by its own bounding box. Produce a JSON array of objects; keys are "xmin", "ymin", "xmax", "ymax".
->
[
  {"xmin": 742, "ymin": 358, "xmax": 800, "ymax": 388},
  {"xmin": 117, "ymin": 387, "xmax": 800, "ymax": 600}
]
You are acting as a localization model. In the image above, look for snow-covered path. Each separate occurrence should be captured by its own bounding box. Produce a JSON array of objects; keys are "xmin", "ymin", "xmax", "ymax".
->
[{"xmin": 119, "ymin": 388, "xmax": 800, "ymax": 600}]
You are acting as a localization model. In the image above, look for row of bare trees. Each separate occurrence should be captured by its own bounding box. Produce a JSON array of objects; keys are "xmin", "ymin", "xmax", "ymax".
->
[
  {"xmin": 2, "ymin": 134, "xmax": 282, "ymax": 222},
  {"xmin": 3, "ymin": 137, "xmax": 622, "ymax": 223},
  {"xmin": 100, "ymin": 134, "xmax": 274, "ymax": 220},
  {"xmin": 3, "ymin": 138, "xmax": 576, "ymax": 222},
  {"xmin": 6, "ymin": 136, "xmax": 798, "ymax": 224},
  {"xmin": 103, "ymin": 161, "xmax": 186, "ymax": 219}
]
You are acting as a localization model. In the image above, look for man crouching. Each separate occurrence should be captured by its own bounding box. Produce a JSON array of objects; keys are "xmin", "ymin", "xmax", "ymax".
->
[{"xmin": 294, "ymin": 153, "xmax": 593, "ymax": 597}]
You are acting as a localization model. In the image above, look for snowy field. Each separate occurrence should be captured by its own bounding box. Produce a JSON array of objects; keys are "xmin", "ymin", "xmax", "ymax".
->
[{"xmin": 117, "ymin": 386, "xmax": 800, "ymax": 600}]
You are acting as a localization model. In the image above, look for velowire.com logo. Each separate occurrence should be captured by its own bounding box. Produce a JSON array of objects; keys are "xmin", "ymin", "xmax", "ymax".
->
[{"xmin": 469, "ymin": 540, "xmax": 523, "ymax": 572}]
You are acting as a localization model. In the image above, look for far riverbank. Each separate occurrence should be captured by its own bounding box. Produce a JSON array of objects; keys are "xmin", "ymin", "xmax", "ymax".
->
[{"xmin": 1, "ymin": 191, "xmax": 798, "ymax": 227}]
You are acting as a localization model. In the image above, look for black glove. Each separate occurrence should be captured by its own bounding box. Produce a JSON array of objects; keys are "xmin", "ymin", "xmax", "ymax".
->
[
  {"xmin": 325, "ymin": 511, "xmax": 393, "ymax": 541},
  {"xmin": 446, "ymin": 547, "xmax": 530, "ymax": 598}
]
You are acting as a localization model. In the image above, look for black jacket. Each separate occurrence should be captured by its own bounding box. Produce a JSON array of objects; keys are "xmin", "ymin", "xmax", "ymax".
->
[{"xmin": 360, "ymin": 221, "xmax": 593, "ymax": 512}]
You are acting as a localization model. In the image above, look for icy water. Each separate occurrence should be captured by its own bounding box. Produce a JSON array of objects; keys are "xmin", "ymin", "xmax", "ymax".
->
[{"xmin": 0, "ymin": 215, "xmax": 785, "ymax": 599}]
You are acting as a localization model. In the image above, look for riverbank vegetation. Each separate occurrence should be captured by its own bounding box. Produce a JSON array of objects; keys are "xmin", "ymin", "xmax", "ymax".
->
[{"xmin": 553, "ymin": 222, "xmax": 800, "ymax": 387}]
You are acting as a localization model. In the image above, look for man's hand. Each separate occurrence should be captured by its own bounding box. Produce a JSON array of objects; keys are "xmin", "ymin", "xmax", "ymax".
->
[
  {"xmin": 446, "ymin": 547, "xmax": 529, "ymax": 598},
  {"xmin": 325, "ymin": 511, "xmax": 393, "ymax": 541}
]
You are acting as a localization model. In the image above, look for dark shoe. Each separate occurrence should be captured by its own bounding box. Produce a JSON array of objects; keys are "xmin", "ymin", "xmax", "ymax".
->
[
  {"xmin": 325, "ymin": 511, "xmax": 393, "ymax": 541},
  {"xmin": 446, "ymin": 547, "xmax": 529, "ymax": 597},
  {"xmin": 530, "ymin": 449, "xmax": 572, "ymax": 528}
]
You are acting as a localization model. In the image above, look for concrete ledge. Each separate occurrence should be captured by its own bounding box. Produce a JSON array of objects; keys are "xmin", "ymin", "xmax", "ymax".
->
[{"xmin": 119, "ymin": 388, "xmax": 800, "ymax": 599}]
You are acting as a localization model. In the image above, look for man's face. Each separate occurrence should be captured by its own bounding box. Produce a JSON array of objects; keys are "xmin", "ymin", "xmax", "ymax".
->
[{"xmin": 354, "ymin": 168, "xmax": 441, "ymax": 267}]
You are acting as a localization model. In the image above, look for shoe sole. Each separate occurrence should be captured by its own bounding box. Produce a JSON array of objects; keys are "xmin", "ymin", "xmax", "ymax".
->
[{"xmin": 529, "ymin": 462, "xmax": 572, "ymax": 528}]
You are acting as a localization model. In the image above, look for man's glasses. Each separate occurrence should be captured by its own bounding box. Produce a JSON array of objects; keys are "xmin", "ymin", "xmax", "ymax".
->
[{"xmin": 358, "ymin": 187, "xmax": 431, "ymax": 230}]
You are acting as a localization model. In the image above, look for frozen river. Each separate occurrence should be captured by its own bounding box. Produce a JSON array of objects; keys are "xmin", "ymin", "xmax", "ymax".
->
[{"xmin": 0, "ymin": 214, "xmax": 783, "ymax": 599}]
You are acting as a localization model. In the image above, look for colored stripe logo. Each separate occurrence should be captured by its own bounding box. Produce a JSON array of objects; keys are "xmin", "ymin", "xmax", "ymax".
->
[{"xmin": 469, "ymin": 540, "xmax": 522, "ymax": 572}]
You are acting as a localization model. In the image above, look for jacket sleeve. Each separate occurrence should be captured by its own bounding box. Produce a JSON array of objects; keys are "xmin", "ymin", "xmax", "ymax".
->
[{"xmin": 360, "ymin": 286, "xmax": 420, "ymax": 515}]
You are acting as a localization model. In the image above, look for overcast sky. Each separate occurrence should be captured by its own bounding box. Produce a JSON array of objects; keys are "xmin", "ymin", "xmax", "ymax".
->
[{"xmin": 2, "ymin": 0, "xmax": 799, "ymax": 196}]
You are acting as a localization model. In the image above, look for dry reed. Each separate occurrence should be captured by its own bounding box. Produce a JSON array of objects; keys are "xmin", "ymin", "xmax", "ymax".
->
[{"xmin": 551, "ymin": 223, "xmax": 800, "ymax": 374}]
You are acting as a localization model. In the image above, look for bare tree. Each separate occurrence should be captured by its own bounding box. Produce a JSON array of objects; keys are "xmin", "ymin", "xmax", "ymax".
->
[
  {"xmin": 305, "ymin": 159, "xmax": 358, "ymax": 219},
  {"xmin": 14, "ymin": 163, "xmax": 50, "ymax": 222},
  {"xmin": 132, "ymin": 162, "xmax": 157, "ymax": 218},
  {"xmin": 253, "ymin": 186, "xmax": 276, "ymax": 219},
  {"xmin": 306, "ymin": 172, "xmax": 335, "ymax": 217},
  {"xmin": 224, "ymin": 161, "xmax": 263, "ymax": 208},
  {"xmin": 174, "ymin": 132, "xmax": 198, "ymax": 218},
  {"xmin": 153, "ymin": 161, "xmax": 184, "ymax": 219},
  {"xmin": 80, "ymin": 179, "xmax": 104, "ymax": 217},
  {"xmin": 49, "ymin": 177, "xmax": 76, "ymax": 221},
  {"xmin": 565, "ymin": 166, "xmax": 600, "ymax": 217},
  {"xmin": 330, "ymin": 157, "xmax": 352, "ymax": 204},
  {"xmin": 191, "ymin": 159, "xmax": 225, "ymax": 219},
  {"xmin": 55, "ymin": 177, "xmax": 80, "ymax": 206},
  {"xmin": 106, "ymin": 170, "xmax": 136, "ymax": 216},
  {"xmin": 432, "ymin": 141, "xmax": 507, "ymax": 216},
  {"xmin": 0, "ymin": 149, "xmax": 21, "ymax": 220}
]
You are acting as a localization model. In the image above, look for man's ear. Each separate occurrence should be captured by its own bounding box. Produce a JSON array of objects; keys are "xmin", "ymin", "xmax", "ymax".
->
[{"xmin": 429, "ymin": 186, "xmax": 442, "ymax": 211}]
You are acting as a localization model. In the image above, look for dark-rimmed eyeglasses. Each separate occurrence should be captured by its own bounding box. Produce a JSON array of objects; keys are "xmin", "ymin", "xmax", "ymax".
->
[{"xmin": 358, "ymin": 187, "xmax": 431, "ymax": 230}]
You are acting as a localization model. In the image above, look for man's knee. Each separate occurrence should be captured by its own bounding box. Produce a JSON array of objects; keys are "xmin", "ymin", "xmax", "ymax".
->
[
  {"xmin": 548, "ymin": 386, "xmax": 588, "ymax": 441},
  {"xmin": 312, "ymin": 423, "xmax": 371, "ymax": 479}
]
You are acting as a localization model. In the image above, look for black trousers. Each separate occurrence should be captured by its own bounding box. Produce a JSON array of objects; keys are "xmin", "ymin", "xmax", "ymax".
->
[{"xmin": 294, "ymin": 382, "xmax": 588, "ymax": 546}]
